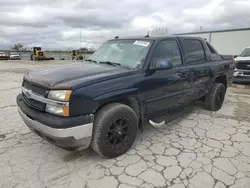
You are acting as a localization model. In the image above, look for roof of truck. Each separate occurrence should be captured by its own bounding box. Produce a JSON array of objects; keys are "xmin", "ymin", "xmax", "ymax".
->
[{"xmin": 109, "ymin": 35, "xmax": 202, "ymax": 41}]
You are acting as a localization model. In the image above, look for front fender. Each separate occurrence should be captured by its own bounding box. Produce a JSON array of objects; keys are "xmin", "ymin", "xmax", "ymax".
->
[
  {"xmin": 70, "ymin": 87, "xmax": 141, "ymax": 116},
  {"xmin": 94, "ymin": 88, "xmax": 139, "ymax": 101},
  {"xmin": 69, "ymin": 72, "xmax": 145, "ymax": 116}
]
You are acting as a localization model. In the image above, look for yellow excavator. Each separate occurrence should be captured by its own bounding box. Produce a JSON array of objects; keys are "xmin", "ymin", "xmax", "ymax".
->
[
  {"xmin": 31, "ymin": 47, "xmax": 54, "ymax": 60},
  {"xmin": 71, "ymin": 50, "xmax": 84, "ymax": 60}
]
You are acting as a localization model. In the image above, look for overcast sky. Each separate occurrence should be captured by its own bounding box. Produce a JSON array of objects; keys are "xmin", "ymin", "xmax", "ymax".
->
[{"xmin": 0, "ymin": 0, "xmax": 250, "ymax": 50}]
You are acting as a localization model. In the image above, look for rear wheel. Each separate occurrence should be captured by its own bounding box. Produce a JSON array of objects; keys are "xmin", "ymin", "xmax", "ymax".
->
[
  {"xmin": 91, "ymin": 103, "xmax": 138, "ymax": 158},
  {"xmin": 204, "ymin": 83, "xmax": 226, "ymax": 111}
]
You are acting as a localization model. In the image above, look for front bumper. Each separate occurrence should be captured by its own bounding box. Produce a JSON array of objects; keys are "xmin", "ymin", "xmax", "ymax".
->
[
  {"xmin": 233, "ymin": 69, "xmax": 250, "ymax": 83},
  {"xmin": 17, "ymin": 94, "xmax": 94, "ymax": 150}
]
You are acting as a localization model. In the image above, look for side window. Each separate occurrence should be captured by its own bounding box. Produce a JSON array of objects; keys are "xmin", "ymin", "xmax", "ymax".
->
[
  {"xmin": 206, "ymin": 42, "xmax": 217, "ymax": 54},
  {"xmin": 151, "ymin": 40, "xmax": 182, "ymax": 67},
  {"xmin": 183, "ymin": 39, "xmax": 206, "ymax": 64}
]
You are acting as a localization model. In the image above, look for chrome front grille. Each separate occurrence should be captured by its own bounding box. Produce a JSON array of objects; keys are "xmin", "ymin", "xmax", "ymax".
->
[
  {"xmin": 22, "ymin": 93, "xmax": 45, "ymax": 111},
  {"xmin": 22, "ymin": 80, "xmax": 47, "ymax": 111},
  {"xmin": 22, "ymin": 80, "xmax": 47, "ymax": 96},
  {"xmin": 236, "ymin": 61, "xmax": 250, "ymax": 70}
]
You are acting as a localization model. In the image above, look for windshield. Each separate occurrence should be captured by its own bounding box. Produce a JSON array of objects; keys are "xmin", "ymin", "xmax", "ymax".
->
[
  {"xmin": 89, "ymin": 39, "xmax": 152, "ymax": 69},
  {"xmin": 240, "ymin": 48, "xmax": 250, "ymax": 57}
]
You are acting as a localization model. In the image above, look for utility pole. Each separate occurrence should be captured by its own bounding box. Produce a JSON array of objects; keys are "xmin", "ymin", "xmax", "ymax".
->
[{"xmin": 80, "ymin": 28, "xmax": 82, "ymax": 49}]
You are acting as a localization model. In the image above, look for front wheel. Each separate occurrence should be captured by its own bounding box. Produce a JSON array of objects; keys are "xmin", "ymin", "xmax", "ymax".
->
[
  {"xmin": 204, "ymin": 83, "xmax": 226, "ymax": 111},
  {"xmin": 91, "ymin": 103, "xmax": 138, "ymax": 158}
]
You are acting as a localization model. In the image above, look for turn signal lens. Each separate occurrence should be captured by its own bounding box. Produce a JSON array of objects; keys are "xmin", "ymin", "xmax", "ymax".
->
[
  {"xmin": 65, "ymin": 90, "xmax": 72, "ymax": 102},
  {"xmin": 63, "ymin": 106, "xmax": 70, "ymax": 117}
]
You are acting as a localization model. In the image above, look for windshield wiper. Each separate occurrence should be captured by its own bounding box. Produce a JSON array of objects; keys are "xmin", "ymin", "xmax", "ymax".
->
[
  {"xmin": 99, "ymin": 61, "xmax": 121, "ymax": 67},
  {"xmin": 86, "ymin": 59, "xmax": 97, "ymax": 63}
]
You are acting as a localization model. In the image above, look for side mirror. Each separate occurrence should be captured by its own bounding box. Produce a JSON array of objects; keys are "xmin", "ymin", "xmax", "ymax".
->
[
  {"xmin": 233, "ymin": 55, "xmax": 238, "ymax": 58},
  {"xmin": 150, "ymin": 59, "xmax": 173, "ymax": 70}
]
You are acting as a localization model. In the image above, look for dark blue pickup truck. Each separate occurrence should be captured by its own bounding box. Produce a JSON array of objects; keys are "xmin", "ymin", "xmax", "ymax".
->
[{"xmin": 17, "ymin": 36, "xmax": 234, "ymax": 158}]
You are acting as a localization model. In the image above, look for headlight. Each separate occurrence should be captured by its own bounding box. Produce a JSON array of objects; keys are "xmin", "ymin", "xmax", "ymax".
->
[
  {"xmin": 46, "ymin": 104, "xmax": 65, "ymax": 116},
  {"xmin": 46, "ymin": 90, "xmax": 71, "ymax": 116},
  {"xmin": 47, "ymin": 90, "xmax": 72, "ymax": 101}
]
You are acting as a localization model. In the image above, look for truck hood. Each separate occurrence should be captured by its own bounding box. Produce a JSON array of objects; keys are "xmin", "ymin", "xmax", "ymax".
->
[
  {"xmin": 24, "ymin": 62, "xmax": 133, "ymax": 89},
  {"xmin": 234, "ymin": 56, "xmax": 250, "ymax": 61}
]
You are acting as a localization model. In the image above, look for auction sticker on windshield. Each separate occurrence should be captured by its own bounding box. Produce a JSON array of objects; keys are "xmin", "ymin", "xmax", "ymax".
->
[{"xmin": 134, "ymin": 40, "xmax": 150, "ymax": 47}]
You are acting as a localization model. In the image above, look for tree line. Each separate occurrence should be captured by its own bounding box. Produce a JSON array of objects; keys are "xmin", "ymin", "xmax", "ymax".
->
[
  {"xmin": 9, "ymin": 44, "xmax": 95, "ymax": 54},
  {"xmin": 11, "ymin": 44, "xmax": 28, "ymax": 52}
]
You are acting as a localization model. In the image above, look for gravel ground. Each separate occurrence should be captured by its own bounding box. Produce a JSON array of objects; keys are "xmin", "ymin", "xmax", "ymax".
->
[{"xmin": 0, "ymin": 60, "xmax": 250, "ymax": 188}]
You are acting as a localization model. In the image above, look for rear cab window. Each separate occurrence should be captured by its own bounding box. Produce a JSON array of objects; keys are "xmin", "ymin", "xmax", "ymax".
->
[
  {"xmin": 206, "ymin": 42, "xmax": 222, "ymax": 61},
  {"xmin": 206, "ymin": 42, "xmax": 217, "ymax": 54}
]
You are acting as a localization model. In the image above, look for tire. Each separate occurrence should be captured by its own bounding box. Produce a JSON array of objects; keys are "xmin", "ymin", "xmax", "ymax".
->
[
  {"xmin": 91, "ymin": 103, "xmax": 138, "ymax": 158},
  {"xmin": 204, "ymin": 83, "xmax": 226, "ymax": 111}
]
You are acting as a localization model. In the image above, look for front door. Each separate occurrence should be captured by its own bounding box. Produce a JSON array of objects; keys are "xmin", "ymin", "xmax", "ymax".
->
[{"xmin": 145, "ymin": 39, "xmax": 192, "ymax": 114}]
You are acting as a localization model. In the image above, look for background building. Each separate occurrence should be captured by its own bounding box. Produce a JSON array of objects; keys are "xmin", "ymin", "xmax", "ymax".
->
[{"xmin": 175, "ymin": 28, "xmax": 250, "ymax": 55}]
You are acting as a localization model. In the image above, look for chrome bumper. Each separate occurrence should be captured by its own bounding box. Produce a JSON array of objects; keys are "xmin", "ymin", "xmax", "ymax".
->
[
  {"xmin": 234, "ymin": 69, "xmax": 250, "ymax": 82},
  {"xmin": 18, "ymin": 107, "xmax": 93, "ymax": 150},
  {"xmin": 234, "ymin": 69, "xmax": 250, "ymax": 77}
]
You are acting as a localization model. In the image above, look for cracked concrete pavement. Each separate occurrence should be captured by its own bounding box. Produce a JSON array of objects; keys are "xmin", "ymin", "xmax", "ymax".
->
[{"xmin": 0, "ymin": 60, "xmax": 250, "ymax": 188}]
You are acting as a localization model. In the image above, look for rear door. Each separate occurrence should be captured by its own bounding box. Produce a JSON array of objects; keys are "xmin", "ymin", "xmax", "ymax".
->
[
  {"xmin": 179, "ymin": 38, "xmax": 212, "ymax": 99},
  {"xmin": 145, "ymin": 39, "xmax": 192, "ymax": 114}
]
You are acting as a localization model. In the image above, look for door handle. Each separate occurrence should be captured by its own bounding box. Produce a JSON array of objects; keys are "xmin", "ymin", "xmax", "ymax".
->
[{"xmin": 176, "ymin": 72, "xmax": 186, "ymax": 77}]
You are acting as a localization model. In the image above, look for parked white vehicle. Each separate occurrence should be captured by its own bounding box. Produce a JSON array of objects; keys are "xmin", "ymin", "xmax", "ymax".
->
[
  {"xmin": 234, "ymin": 47, "xmax": 250, "ymax": 82},
  {"xmin": 9, "ymin": 52, "xmax": 21, "ymax": 60}
]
